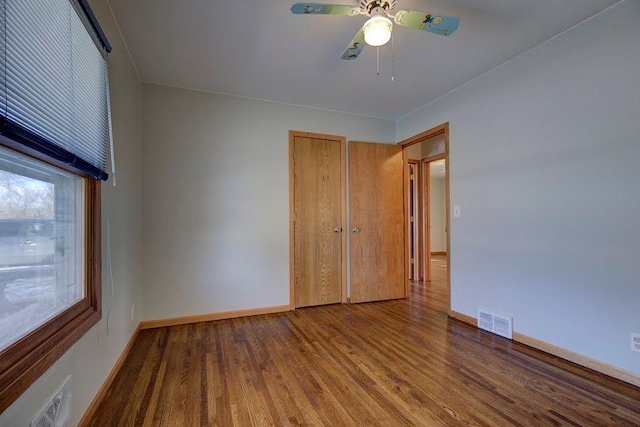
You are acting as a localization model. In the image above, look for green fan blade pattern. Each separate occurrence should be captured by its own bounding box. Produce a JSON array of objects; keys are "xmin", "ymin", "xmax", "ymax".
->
[
  {"xmin": 290, "ymin": 3, "xmax": 360, "ymax": 16},
  {"xmin": 394, "ymin": 10, "xmax": 460, "ymax": 36},
  {"xmin": 341, "ymin": 28, "xmax": 365, "ymax": 60}
]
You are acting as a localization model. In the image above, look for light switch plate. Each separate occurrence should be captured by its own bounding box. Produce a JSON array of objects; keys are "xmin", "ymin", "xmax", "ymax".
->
[{"xmin": 453, "ymin": 205, "xmax": 461, "ymax": 218}]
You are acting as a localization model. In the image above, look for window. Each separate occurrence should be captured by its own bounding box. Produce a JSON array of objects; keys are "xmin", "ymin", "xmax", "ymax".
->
[
  {"xmin": 0, "ymin": 146, "xmax": 84, "ymax": 351},
  {"xmin": 0, "ymin": 145, "xmax": 101, "ymax": 412},
  {"xmin": 0, "ymin": 0, "xmax": 111, "ymax": 412}
]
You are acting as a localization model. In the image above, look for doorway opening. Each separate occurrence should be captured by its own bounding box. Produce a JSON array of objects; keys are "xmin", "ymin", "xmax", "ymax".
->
[{"xmin": 400, "ymin": 123, "xmax": 451, "ymax": 313}]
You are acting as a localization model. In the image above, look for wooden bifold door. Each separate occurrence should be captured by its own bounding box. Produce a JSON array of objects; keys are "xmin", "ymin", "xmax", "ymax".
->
[
  {"xmin": 290, "ymin": 132, "xmax": 345, "ymax": 308},
  {"xmin": 349, "ymin": 141, "xmax": 405, "ymax": 303},
  {"xmin": 290, "ymin": 134, "xmax": 404, "ymax": 307}
]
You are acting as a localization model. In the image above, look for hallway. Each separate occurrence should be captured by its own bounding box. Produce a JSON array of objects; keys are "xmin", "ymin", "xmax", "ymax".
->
[{"xmin": 409, "ymin": 254, "xmax": 448, "ymax": 312}]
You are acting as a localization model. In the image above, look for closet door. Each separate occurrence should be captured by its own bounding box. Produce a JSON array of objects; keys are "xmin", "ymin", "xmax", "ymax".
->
[
  {"xmin": 349, "ymin": 141, "xmax": 405, "ymax": 303},
  {"xmin": 291, "ymin": 132, "xmax": 344, "ymax": 308}
]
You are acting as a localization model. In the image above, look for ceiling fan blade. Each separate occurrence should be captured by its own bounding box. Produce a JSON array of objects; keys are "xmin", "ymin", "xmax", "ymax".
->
[
  {"xmin": 290, "ymin": 3, "xmax": 360, "ymax": 16},
  {"xmin": 341, "ymin": 28, "xmax": 365, "ymax": 60},
  {"xmin": 394, "ymin": 10, "xmax": 460, "ymax": 36}
]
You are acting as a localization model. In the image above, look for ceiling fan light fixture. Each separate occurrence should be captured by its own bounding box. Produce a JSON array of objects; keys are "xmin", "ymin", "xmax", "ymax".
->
[{"xmin": 363, "ymin": 15, "xmax": 392, "ymax": 47}]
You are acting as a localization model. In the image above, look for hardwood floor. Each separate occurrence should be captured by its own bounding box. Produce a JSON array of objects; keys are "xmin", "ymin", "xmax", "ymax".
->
[
  {"xmin": 410, "ymin": 254, "xmax": 449, "ymax": 312},
  {"xmin": 87, "ymin": 289, "xmax": 640, "ymax": 426}
]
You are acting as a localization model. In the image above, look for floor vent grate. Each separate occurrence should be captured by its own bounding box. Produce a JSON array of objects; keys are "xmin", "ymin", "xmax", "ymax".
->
[
  {"xmin": 30, "ymin": 376, "xmax": 71, "ymax": 427},
  {"xmin": 477, "ymin": 309, "xmax": 513, "ymax": 339}
]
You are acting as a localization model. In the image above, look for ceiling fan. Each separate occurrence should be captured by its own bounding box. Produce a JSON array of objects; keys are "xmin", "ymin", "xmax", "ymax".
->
[{"xmin": 290, "ymin": 1, "xmax": 460, "ymax": 60}]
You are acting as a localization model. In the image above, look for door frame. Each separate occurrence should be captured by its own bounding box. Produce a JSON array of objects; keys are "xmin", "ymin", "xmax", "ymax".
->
[
  {"xmin": 289, "ymin": 130, "xmax": 347, "ymax": 310},
  {"xmin": 406, "ymin": 159, "xmax": 422, "ymax": 281},
  {"xmin": 399, "ymin": 123, "xmax": 451, "ymax": 311}
]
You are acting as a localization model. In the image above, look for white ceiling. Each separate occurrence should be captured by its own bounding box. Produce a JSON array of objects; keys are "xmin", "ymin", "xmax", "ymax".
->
[{"xmin": 107, "ymin": 0, "xmax": 620, "ymax": 119}]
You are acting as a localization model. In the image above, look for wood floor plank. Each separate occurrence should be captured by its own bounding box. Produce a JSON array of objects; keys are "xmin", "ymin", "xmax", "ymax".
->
[{"xmin": 87, "ymin": 274, "xmax": 640, "ymax": 426}]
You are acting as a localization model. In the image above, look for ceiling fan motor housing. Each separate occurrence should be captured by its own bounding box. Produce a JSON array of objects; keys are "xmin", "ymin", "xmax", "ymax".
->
[{"xmin": 360, "ymin": 0, "xmax": 396, "ymax": 16}]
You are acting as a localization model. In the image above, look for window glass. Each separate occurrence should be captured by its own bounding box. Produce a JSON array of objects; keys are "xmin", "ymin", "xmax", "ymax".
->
[{"xmin": 0, "ymin": 145, "xmax": 84, "ymax": 351}]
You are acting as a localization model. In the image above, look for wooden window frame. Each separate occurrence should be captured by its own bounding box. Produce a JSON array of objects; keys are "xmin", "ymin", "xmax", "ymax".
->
[{"xmin": 0, "ymin": 142, "xmax": 101, "ymax": 413}]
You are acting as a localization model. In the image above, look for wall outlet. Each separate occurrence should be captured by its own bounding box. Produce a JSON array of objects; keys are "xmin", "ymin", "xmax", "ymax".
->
[
  {"xmin": 131, "ymin": 304, "xmax": 135, "ymax": 321},
  {"xmin": 631, "ymin": 333, "xmax": 640, "ymax": 353}
]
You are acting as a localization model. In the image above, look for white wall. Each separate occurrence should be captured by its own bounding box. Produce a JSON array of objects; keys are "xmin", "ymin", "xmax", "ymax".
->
[
  {"xmin": 407, "ymin": 142, "xmax": 421, "ymax": 160},
  {"xmin": 421, "ymin": 134, "xmax": 445, "ymax": 158},
  {"xmin": 141, "ymin": 84, "xmax": 395, "ymax": 320},
  {"xmin": 0, "ymin": 0, "xmax": 143, "ymax": 424},
  {"xmin": 429, "ymin": 177, "xmax": 446, "ymax": 252},
  {"xmin": 407, "ymin": 135, "xmax": 445, "ymax": 160},
  {"xmin": 397, "ymin": 0, "xmax": 640, "ymax": 376}
]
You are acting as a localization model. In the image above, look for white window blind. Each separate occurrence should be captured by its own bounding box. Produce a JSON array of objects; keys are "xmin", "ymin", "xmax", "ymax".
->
[{"xmin": 0, "ymin": 0, "xmax": 111, "ymax": 180}]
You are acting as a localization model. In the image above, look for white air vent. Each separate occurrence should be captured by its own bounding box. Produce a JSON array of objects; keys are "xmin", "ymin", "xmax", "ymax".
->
[
  {"xmin": 477, "ymin": 309, "xmax": 513, "ymax": 339},
  {"xmin": 30, "ymin": 376, "xmax": 71, "ymax": 427}
]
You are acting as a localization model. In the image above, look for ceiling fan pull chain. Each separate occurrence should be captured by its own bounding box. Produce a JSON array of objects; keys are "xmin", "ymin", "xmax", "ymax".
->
[{"xmin": 376, "ymin": 46, "xmax": 380, "ymax": 75}]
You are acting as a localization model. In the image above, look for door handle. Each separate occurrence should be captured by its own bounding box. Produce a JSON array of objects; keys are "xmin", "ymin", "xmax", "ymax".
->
[
  {"xmin": 334, "ymin": 227, "xmax": 342, "ymax": 233},
  {"xmin": 351, "ymin": 226, "xmax": 360, "ymax": 233}
]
